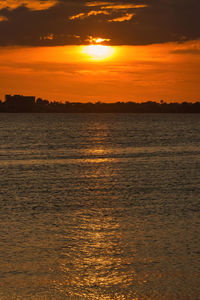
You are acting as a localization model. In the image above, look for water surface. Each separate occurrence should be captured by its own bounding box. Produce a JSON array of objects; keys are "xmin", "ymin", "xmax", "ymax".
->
[{"xmin": 0, "ymin": 113, "xmax": 199, "ymax": 299}]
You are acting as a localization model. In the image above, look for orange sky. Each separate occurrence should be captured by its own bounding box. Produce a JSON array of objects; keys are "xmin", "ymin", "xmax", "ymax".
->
[{"xmin": 1, "ymin": 40, "xmax": 200, "ymax": 103}]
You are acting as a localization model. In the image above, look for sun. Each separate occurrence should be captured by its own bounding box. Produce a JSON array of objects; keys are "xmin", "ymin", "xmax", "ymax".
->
[{"xmin": 82, "ymin": 45, "xmax": 115, "ymax": 61}]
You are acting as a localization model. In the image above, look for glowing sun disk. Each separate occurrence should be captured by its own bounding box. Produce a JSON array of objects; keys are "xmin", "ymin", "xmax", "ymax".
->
[{"xmin": 82, "ymin": 45, "xmax": 115, "ymax": 60}]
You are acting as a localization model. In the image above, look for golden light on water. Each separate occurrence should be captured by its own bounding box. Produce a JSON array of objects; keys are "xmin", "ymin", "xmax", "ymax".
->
[{"xmin": 81, "ymin": 45, "xmax": 116, "ymax": 61}]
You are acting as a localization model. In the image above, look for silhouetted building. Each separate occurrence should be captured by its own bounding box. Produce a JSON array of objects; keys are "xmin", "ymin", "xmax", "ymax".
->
[{"xmin": 5, "ymin": 95, "xmax": 35, "ymax": 111}]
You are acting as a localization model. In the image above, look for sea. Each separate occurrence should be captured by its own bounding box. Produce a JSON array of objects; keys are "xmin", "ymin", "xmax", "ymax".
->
[{"xmin": 0, "ymin": 113, "xmax": 199, "ymax": 300}]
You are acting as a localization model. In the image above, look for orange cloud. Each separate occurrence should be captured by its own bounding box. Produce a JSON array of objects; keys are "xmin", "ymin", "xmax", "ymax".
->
[
  {"xmin": 86, "ymin": 2, "xmax": 147, "ymax": 10},
  {"xmin": 40, "ymin": 34, "xmax": 54, "ymax": 40},
  {"xmin": 101, "ymin": 4, "xmax": 148, "ymax": 10},
  {"xmin": 69, "ymin": 13, "xmax": 85, "ymax": 20},
  {"xmin": 85, "ymin": 36, "xmax": 111, "ymax": 44},
  {"xmin": 109, "ymin": 13, "xmax": 135, "ymax": 22},
  {"xmin": 0, "ymin": 0, "xmax": 58, "ymax": 11},
  {"xmin": 0, "ymin": 15, "xmax": 8, "ymax": 22},
  {"xmin": 69, "ymin": 10, "xmax": 109, "ymax": 20},
  {"xmin": 86, "ymin": 2, "xmax": 110, "ymax": 7},
  {"xmin": 69, "ymin": 2, "xmax": 146, "ymax": 23},
  {"xmin": 88, "ymin": 10, "xmax": 109, "ymax": 16}
]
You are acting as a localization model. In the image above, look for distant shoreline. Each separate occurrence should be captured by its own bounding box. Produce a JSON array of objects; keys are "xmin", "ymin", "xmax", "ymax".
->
[{"xmin": 1, "ymin": 95, "xmax": 200, "ymax": 113}]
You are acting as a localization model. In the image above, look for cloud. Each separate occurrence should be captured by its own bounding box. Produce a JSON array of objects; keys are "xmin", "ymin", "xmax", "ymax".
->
[
  {"xmin": 100, "ymin": 4, "xmax": 147, "ymax": 10},
  {"xmin": 86, "ymin": 2, "xmax": 110, "ymax": 7},
  {"xmin": 86, "ymin": 2, "xmax": 147, "ymax": 10},
  {"xmin": 108, "ymin": 13, "xmax": 135, "ymax": 22},
  {"xmin": 88, "ymin": 10, "xmax": 109, "ymax": 16},
  {"xmin": 0, "ymin": 15, "xmax": 8, "ymax": 22},
  {"xmin": 69, "ymin": 1, "xmax": 146, "ymax": 22},
  {"xmin": 170, "ymin": 41, "xmax": 200, "ymax": 55},
  {"xmin": 0, "ymin": 0, "xmax": 199, "ymax": 46},
  {"xmin": 0, "ymin": 0, "xmax": 58, "ymax": 11},
  {"xmin": 85, "ymin": 36, "xmax": 110, "ymax": 43},
  {"xmin": 69, "ymin": 13, "xmax": 85, "ymax": 20},
  {"xmin": 69, "ymin": 10, "xmax": 109, "ymax": 20},
  {"xmin": 40, "ymin": 33, "xmax": 54, "ymax": 40}
]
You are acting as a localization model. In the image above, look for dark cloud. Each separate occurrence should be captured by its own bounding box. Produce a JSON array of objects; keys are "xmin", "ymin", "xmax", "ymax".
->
[{"xmin": 0, "ymin": 0, "xmax": 199, "ymax": 46}]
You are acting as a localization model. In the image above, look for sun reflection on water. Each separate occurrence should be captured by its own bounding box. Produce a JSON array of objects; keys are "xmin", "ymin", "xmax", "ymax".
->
[{"xmin": 53, "ymin": 208, "xmax": 135, "ymax": 299}]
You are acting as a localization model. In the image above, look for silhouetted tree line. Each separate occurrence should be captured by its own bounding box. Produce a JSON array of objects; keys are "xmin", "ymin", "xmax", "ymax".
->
[{"xmin": 0, "ymin": 96, "xmax": 200, "ymax": 113}]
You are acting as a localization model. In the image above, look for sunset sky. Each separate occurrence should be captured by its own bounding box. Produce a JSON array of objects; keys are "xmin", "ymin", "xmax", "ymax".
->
[{"xmin": 0, "ymin": 0, "xmax": 200, "ymax": 102}]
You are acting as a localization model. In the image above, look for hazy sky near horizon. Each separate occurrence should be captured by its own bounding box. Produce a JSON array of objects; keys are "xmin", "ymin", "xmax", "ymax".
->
[{"xmin": 0, "ymin": 0, "xmax": 199, "ymax": 102}]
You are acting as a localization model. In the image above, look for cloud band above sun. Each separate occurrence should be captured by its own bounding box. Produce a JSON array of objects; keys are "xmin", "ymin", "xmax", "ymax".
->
[
  {"xmin": 69, "ymin": 1, "xmax": 146, "ymax": 23},
  {"xmin": 0, "ymin": 0, "xmax": 199, "ymax": 46}
]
